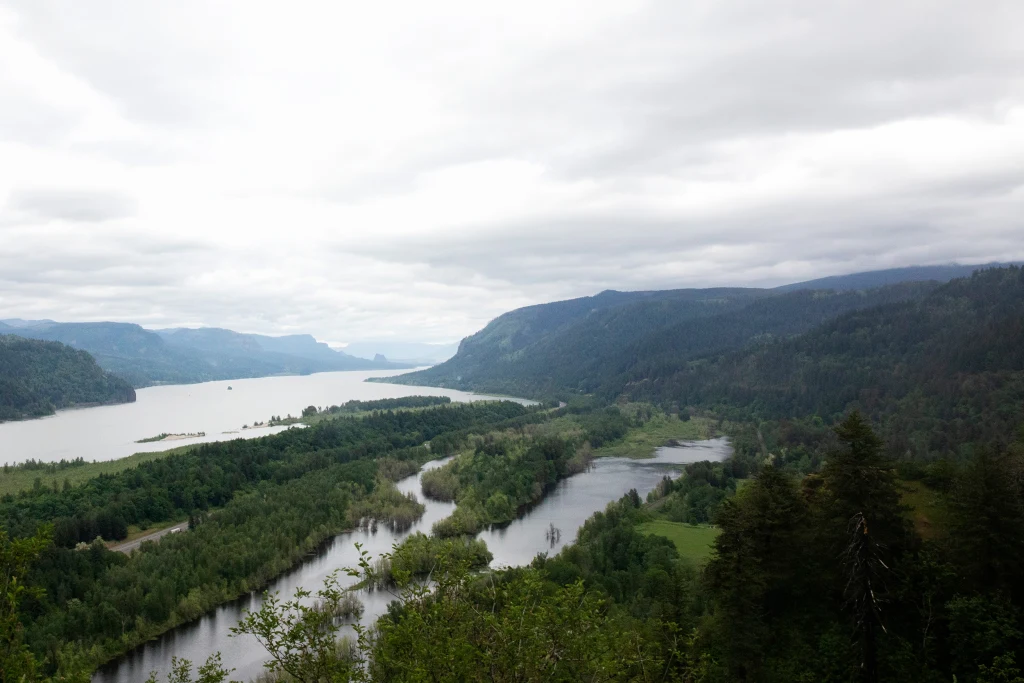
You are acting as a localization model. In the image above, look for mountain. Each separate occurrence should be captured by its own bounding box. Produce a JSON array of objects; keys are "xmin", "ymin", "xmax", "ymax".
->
[
  {"xmin": 3, "ymin": 322, "xmax": 410, "ymax": 388},
  {"xmin": 382, "ymin": 283, "xmax": 937, "ymax": 397},
  {"xmin": 340, "ymin": 341, "xmax": 460, "ymax": 365},
  {"xmin": 0, "ymin": 335, "xmax": 136, "ymax": 422},
  {"xmin": 776, "ymin": 262, "xmax": 1020, "ymax": 292},
  {"xmin": 1, "ymin": 318, "xmax": 57, "ymax": 328},
  {"xmin": 382, "ymin": 262, "xmax": 1009, "ymax": 398},
  {"xmin": 386, "ymin": 265, "xmax": 1024, "ymax": 460},
  {"xmin": 626, "ymin": 266, "xmax": 1024, "ymax": 458}
]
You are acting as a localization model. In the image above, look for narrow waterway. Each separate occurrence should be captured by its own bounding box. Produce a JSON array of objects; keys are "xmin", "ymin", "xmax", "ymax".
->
[{"xmin": 94, "ymin": 437, "xmax": 732, "ymax": 682}]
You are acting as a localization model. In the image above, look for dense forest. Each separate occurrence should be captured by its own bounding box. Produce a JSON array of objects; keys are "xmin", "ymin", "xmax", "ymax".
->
[
  {"xmin": 1, "ymin": 398, "xmax": 542, "ymax": 677},
  {"xmin": 0, "ymin": 335, "xmax": 136, "ymax": 422},
  {"xmin": 624, "ymin": 267, "xmax": 1024, "ymax": 462},
  {"xmin": 19, "ymin": 411, "xmax": 1012, "ymax": 683},
  {"xmin": 387, "ymin": 280, "xmax": 943, "ymax": 397}
]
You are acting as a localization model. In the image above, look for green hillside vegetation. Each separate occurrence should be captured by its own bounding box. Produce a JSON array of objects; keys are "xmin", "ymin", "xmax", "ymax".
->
[
  {"xmin": 0, "ymin": 335, "xmax": 136, "ymax": 422},
  {"xmin": 627, "ymin": 267, "xmax": 1024, "ymax": 462},
  {"xmin": 386, "ymin": 282, "xmax": 937, "ymax": 398},
  {"xmin": 387, "ymin": 267, "xmax": 1024, "ymax": 466}
]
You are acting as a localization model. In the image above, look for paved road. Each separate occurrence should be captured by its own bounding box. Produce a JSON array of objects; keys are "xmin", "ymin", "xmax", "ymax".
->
[{"xmin": 111, "ymin": 521, "xmax": 189, "ymax": 554}]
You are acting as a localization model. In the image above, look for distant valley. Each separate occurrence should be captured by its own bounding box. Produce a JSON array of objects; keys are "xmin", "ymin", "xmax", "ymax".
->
[{"xmin": 0, "ymin": 320, "xmax": 413, "ymax": 389}]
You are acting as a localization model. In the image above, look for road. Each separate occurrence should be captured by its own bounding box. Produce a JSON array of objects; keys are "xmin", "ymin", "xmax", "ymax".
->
[{"xmin": 110, "ymin": 520, "xmax": 189, "ymax": 554}]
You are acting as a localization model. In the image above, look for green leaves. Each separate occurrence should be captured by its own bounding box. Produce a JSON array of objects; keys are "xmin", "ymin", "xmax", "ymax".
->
[
  {"xmin": 231, "ymin": 561, "xmax": 367, "ymax": 683},
  {"xmin": 1, "ymin": 526, "xmax": 51, "ymax": 683}
]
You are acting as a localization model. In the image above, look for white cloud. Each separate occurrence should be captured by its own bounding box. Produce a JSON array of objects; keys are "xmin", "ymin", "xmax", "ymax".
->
[{"xmin": 0, "ymin": 0, "xmax": 1022, "ymax": 344}]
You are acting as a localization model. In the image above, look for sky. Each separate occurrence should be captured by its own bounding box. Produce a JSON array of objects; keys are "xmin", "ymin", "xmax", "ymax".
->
[{"xmin": 1, "ymin": 1, "xmax": 1022, "ymax": 345}]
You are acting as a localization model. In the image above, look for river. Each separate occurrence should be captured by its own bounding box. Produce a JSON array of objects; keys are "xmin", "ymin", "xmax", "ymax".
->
[
  {"xmin": 94, "ymin": 437, "xmax": 732, "ymax": 683},
  {"xmin": 0, "ymin": 370, "xmax": 529, "ymax": 465}
]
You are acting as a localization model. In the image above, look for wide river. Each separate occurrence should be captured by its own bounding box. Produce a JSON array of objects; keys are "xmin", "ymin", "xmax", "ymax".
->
[
  {"xmin": 94, "ymin": 437, "xmax": 732, "ymax": 683},
  {"xmin": 0, "ymin": 369, "xmax": 530, "ymax": 465}
]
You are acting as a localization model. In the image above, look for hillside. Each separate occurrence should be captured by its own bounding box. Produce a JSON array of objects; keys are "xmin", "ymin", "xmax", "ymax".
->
[
  {"xmin": 385, "ymin": 282, "xmax": 937, "ymax": 397},
  {"xmin": 0, "ymin": 335, "xmax": 136, "ymax": 422},
  {"xmin": 627, "ymin": 266, "xmax": 1024, "ymax": 459},
  {"xmin": 3, "ymin": 322, "xmax": 409, "ymax": 387},
  {"xmin": 775, "ymin": 261, "xmax": 1019, "ymax": 291},
  {"xmin": 382, "ymin": 265, "xmax": 1024, "ymax": 459}
]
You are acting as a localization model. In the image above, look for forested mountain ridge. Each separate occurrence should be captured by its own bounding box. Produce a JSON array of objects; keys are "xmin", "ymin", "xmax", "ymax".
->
[
  {"xmin": 385, "ymin": 266, "xmax": 1024, "ymax": 461},
  {"xmin": 775, "ymin": 261, "xmax": 1019, "ymax": 292},
  {"xmin": 629, "ymin": 266, "xmax": 1024, "ymax": 459},
  {"xmin": 386, "ymin": 262, "xmax": 1009, "ymax": 399},
  {"xmin": 2, "ymin": 321, "xmax": 408, "ymax": 388},
  {"xmin": 388, "ymin": 281, "xmax": 938, "ymax": 397},
  {"xmin": 0, "ymin": 336, "xmax": 136, "ymax": 422}
]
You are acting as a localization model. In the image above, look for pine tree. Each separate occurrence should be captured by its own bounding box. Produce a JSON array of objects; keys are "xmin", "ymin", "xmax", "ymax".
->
[{"xmin": 706, "ymin": 464, "xmax": 812, "ymax": 679}]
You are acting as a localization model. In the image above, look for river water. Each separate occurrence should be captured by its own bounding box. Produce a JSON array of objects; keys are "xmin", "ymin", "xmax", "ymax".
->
[
  {"xmin": 94, "ymin": 437, "xmax": 732, "ymax": 683},
  {"xmin": 0, "ymin": 370, "xmax": 528, "ymax": 465}
]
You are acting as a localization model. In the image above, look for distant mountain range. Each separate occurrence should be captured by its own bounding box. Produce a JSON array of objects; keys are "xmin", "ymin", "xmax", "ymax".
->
[
  {"xmin": 0, "ymin": 321, "xmax": 412, "ymax": 388},
  {"xmin": 0, "ymin": 335, "xmax": 136, "ymax": 422}
]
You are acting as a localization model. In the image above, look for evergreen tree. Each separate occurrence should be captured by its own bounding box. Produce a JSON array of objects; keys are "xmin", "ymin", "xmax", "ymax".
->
[
  {"xmin": 706, "ymin": 464, "xmax": 813, "ymax": 679},
  {"xmin": 949, "ymin": 448, "xmax": 1024, "ymax": 601},
  {"xmin": 822, "ymin": 411, "xmax": 908, "ymax": 553}
]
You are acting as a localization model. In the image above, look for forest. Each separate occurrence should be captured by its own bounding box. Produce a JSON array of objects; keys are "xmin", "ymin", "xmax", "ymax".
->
[
  {"xmin": 2, "ymin": 398, "xmax": 545, "ymax": 678},
  {"xmin": 13, "ymin": 411, "xmax": 1012, "ymax": 683},
  {"xmin": 0, "ymin": 335, "xmax": 136, "ymax": 423}
]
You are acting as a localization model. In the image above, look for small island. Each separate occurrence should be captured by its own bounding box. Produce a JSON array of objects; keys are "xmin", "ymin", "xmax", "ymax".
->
[{"xmin": 135, "ymin": 432, "xmax": 206, "ymax": 443}]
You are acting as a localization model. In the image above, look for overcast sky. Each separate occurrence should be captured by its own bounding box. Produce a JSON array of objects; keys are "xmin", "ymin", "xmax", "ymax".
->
[{"xmin": 1, "ymin": 1, "xmax": 1022, "ymax": 345}]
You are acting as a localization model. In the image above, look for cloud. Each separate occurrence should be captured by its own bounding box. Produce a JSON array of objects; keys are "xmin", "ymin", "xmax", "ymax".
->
[
  {"xmin": 0, "ymin": 0, "xmax": 1022, "ymax": 344},
  {"xmin": 7, "ymin": 188, "xmax": 138, "ymax": 222}
]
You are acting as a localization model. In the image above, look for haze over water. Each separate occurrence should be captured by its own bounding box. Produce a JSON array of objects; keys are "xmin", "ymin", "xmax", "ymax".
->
[{"xmin": 0, "ymin": 370, "xmax": 529, "ymax": 466}]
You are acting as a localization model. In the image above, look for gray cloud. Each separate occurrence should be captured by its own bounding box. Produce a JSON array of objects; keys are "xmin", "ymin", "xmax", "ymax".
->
[
  {"xmin": 0, "ymin": 1, "xmax": 1022, "ymax": 344},
  {"xmin": 7, "ymin": 189, "xmax": 138, "ymax": 222}
]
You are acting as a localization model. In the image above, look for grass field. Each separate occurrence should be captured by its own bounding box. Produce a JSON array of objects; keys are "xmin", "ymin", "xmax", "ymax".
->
[
  {"xmin": 638, "ymin": 520, "xmax": 720, "ymax": 564},
  {"xmin": 595, "ymin": 413, "xmax": 716, "ymax": 459},
  {"xmin": 0, "ymin": 444, "xmax": 196, "ymax": 497},
  {"xmin": 901, "ymin": 479, "xmax": 950, "ymax": 540}
]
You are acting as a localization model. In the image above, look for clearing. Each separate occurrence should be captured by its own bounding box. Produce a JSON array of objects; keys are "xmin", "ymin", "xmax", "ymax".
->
[{"xmin": 638, "ymin": 520, "xmax": 720, "ymax": 564}]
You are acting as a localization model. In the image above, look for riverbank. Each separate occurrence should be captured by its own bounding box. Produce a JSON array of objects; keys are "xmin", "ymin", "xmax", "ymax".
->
[
  {"xmin": 0, "ymin": 445, "xmax": 196, "ymax": 497},
  {"xmin": 135, "ymin": 431, "xmax": 206, "ymax": 443},
  {"xmin": 0, "ymin": 369, "xmax": 533, "ymax": 466},
  {"xmin": 593, "ymin": 411, "xmax": 717, "ymax": 458}
]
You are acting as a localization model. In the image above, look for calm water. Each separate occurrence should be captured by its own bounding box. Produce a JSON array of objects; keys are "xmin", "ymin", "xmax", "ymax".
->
[
  {"xmin": 94, "ymin": 437, "xmax": 732, "ymax": 683},
  {"xmin": 0, "ymin": 370, "xmax": 529, "ymax": 465}
]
